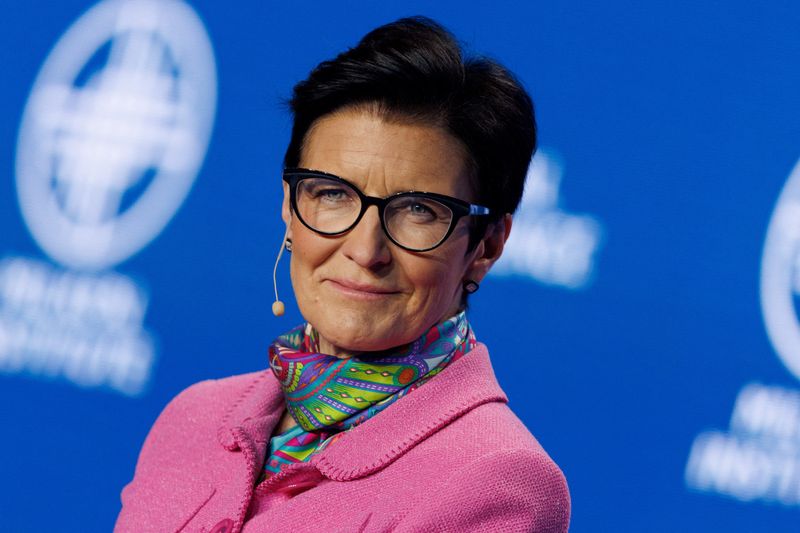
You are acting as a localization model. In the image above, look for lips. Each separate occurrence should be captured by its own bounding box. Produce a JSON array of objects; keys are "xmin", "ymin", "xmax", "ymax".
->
[{"xmin": 325, "ymin": 278, "xmax": 399, "ymax": 296}]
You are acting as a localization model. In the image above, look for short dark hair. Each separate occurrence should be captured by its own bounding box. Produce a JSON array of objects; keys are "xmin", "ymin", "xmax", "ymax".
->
[{"xmin": 284, "ymin": 16, "xmax": 536, "ymax": 246}]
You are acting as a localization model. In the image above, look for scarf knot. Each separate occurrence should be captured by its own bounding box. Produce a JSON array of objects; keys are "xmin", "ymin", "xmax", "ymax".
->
[{"xmin": 263, "ymin": 311, "xmax": 476, "ymax": 478}]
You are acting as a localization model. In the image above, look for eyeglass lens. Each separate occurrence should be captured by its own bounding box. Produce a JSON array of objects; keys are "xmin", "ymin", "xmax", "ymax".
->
[{"xmin": 295, "ymin": 176, "xmax": 454, "ymax": 250}]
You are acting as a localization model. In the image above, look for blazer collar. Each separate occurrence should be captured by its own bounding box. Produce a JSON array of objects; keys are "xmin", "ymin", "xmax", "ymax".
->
[{"xmin": 218, "ymin": 343, "xmax": 507, "ymax": 481}]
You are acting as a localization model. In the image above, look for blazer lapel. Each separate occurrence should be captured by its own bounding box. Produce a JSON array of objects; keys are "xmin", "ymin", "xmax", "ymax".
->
[
  {"xmin": 310, "ymin": 343, "xmax": 507, "ymax": 481},
  {"xmin": 217, "ymin": 369, "xmax": 285, "ymax": 468}
]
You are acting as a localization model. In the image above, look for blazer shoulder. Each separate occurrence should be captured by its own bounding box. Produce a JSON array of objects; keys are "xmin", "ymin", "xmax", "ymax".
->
[
  {"xmin": 396, "ymin": 446, "xmax": 570, "ymax": 533},
  {"xmin": 472, "ymin": 446, "xmax": 571, "ymax": 532},
  {"xmin": 395, "ymin": 399, "xmax": 570, "ymax": 531},
  {"xmin": 451, "ymin": 400, "xmax": 570, "ymax": 503},
  {"xmin": 130, "ymin": 370, "xmax": 267, "ymax": 471},
  {"xmin": 165, "ymin": 370, "xmax": 266, "ymax": 412},
  {"xmin": 432, "ymin": 397, "xmax": 557, "ymax": 459},
  {"xmin": 156, "ymin": 371, "xmax": 259, "ymax": 424}
]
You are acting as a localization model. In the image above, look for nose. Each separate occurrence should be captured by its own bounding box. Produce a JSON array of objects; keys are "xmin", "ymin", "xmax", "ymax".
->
[{"xmin": 340, "ymin": 205, "xmax": 392, "ymax": 269}]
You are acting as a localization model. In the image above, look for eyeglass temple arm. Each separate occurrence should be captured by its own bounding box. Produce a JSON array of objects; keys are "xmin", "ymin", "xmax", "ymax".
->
[{"xmin": 469, "ymin": 205, "xmax": 491, "ymax": 216}]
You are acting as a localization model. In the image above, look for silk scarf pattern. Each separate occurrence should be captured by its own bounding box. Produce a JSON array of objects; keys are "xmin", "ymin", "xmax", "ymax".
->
[{"xmin": 263, "ymin": 311, "xmax": 476, "ymax": 478}]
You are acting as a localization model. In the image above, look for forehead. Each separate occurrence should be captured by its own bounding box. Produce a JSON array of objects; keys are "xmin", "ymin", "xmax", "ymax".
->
[{"xmin": 300, "ymin": 109, "xmax": 474, "ymax": 199}]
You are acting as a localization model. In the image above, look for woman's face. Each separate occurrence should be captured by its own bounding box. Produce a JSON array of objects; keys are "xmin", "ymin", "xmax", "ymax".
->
[{"xmin": 282, "ymin": 108, "xmax": 508, "ymax": 356}]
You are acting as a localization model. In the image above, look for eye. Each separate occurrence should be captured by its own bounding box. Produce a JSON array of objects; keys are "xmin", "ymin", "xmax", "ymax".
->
[
  {"xmin": 390, "ymin": 197, "xmax": 444, "ymax": 223},
  {"xmin": 408, "ymin": 202, "xmax": 435, "ymax": 217},
  {"xmin": 315, "ymin": 187, "xmax": 349, "ymax": 202},
  {"xmin": 301, "ymin": 180, "xmax": 356, "ymax": 206}
]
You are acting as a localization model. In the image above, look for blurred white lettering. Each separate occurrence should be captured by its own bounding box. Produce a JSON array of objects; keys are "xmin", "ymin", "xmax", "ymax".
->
[
  {"xmin": 492, "ymin": 150, "xmax": 603, "ymax": 289},
  {"xmin": 0, "ymin": 257, "xmax": 153, "ymax": 395},
  {"xmin": 686, "ymin": 383, "xmax": 800, "ymax": 506}
]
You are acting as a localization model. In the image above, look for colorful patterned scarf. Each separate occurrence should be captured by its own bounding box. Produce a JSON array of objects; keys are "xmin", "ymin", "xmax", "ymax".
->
[{"xmin": 263, "ymin": 311, "xmax": 476, "ymax": 478}]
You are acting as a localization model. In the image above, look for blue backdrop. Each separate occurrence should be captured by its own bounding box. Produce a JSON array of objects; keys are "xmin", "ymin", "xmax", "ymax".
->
[{"xmin": 2, "ymin": 1, "xmax": 799, "ymax": 531}]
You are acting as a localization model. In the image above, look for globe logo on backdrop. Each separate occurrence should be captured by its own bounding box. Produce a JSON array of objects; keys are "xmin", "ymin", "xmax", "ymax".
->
[
  {"xmin": 684, "ymin": 156, "xmax": 800, "ymax": 506},
  {"xmin": 761, "ymin": 156, "xmax": 800, "ymax": 382},
  {"xmin": 15, "ymin": 0, "xmax": 217, "ymax": 271},
  {"xmin": 0, "ymin": 0, "xmax": 216, "ymax": 396}
]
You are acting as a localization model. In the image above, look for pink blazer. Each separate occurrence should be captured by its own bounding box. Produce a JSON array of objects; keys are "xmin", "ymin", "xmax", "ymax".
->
[{"xmin": 115, "ymin": 344, "xmax": 570, "ymax": 532}]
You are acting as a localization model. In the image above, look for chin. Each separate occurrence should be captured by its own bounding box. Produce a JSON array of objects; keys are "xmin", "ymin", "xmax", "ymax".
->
[
  {"xmin": 333, "ymin": 326, "xmax": 404, "ymax": 353},
  {"xmin": 314, "ymin": 313, "xmax": 411, "ymax": 354}
]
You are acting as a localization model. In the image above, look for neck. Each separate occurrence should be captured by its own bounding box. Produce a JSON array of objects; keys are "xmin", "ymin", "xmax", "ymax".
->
[{"xmin": 318, "ymin": 336, "xmax": 355, "ymax": 360}]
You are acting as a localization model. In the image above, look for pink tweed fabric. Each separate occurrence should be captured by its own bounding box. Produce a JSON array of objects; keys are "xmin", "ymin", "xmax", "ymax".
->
[{"xmin": 115, "ymin": 344, "xmax": 570, "ymax": 532}]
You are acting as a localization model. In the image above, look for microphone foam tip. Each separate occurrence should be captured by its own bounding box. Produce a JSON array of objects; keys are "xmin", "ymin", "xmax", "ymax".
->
[{"xmin": 272, "ymin": 301, "xmax": 285, "ymax": 317}]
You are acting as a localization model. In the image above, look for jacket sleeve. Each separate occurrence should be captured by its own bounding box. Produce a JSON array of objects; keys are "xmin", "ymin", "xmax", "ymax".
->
[{"xmin": 394, "ymin": 448, "xmax": 570, "ymax": 533}]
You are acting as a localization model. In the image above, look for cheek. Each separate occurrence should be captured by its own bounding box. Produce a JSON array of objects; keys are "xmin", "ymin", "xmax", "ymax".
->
[
  {"xmin": 411, "ymin": 262, "xmax": 453, "ymax": 288},
  {"xmin": 401, "ymin": 254, "xmax": 466, "ymax": 304},
  {"xmin": 288, "ymin": 222, "xmax": 334, "ymax": 288}
]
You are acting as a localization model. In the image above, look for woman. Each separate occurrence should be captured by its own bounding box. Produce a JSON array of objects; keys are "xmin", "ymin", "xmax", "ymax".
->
[{"xmin": 116, "ymin": 16, "xmax": 570, "ymax": 533}]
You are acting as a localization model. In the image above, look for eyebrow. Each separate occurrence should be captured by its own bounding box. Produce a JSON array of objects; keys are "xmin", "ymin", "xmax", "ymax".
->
[
  {"xmin": 299, "ymin": 165, "xmax": 460, "ymax": 198},
  {"xmin": 295, "ymin": 167, "xmax": 456, "ymax": 199}
]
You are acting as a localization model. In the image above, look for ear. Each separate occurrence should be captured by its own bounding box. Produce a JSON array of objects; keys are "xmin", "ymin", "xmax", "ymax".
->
[
  {"xmin": 281, "ymin": 180, "xmax": 293, "ymax": 233},
  {"xmin": 465, "ymin": 214, "xmax": 513, "ymax": 284}
]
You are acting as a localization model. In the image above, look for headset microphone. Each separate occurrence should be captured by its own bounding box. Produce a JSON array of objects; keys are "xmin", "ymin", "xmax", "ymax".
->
[{"xmin": 272, "ymin": 226, "xmax": 290, "ymax": 316}]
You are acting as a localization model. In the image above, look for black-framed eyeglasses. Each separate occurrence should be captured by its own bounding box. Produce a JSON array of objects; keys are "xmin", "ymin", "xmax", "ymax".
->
[{"xmin": 283, "ymin": 168, "xmax": 491, "ymax": 252}]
